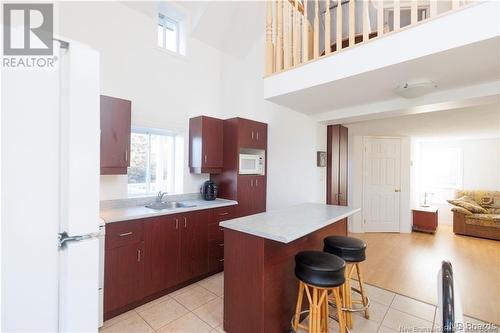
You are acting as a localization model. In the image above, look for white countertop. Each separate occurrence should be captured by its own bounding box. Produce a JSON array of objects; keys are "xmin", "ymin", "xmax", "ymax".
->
[
  {"xmin": 220, "ymin": 203, "xmax": 361, "ymax": 244},
  {"xmin": 100, "ymin": 198, "xmax": 237, "ymax": 223}
]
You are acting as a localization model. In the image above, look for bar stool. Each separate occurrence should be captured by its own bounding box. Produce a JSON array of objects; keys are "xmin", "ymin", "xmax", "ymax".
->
[
  {"xmin": 323, "ymin": 236, "xmax": 370, "ymax": 329},
  {"xmin": 292, "ymin": 251, "xmax": 347, "ymax": 333}
]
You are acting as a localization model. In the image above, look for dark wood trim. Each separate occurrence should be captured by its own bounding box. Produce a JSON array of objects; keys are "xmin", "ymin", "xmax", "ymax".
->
[{"xmin": 327, "ymin": 125, "xmax": 348, "ymax": 206}]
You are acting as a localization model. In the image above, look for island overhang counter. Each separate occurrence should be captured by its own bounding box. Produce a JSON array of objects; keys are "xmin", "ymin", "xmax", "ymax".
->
[{"xmin": 220, "ymin": 203, "xmax": 361, "ymax": 333}]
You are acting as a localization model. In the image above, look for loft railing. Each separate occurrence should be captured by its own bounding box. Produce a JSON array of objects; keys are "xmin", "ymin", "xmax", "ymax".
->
[{"xmin": 265, "ymin": 0, "xmax": 473, "ymax": 76}]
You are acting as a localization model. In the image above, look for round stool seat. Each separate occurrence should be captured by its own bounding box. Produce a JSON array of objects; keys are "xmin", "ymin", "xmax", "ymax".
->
[
  {"xmin": 323, "ymin": 236, "xmax": 367, "ymax": 262},
  {"xmin": 294, "ymin": 251, "xmax": 346, "ymax": 288}
]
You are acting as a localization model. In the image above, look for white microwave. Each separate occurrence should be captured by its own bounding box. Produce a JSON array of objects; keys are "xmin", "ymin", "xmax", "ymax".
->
[{"xmin": 239, "ymin": 154, "xmax": 264, "ymax": 175}]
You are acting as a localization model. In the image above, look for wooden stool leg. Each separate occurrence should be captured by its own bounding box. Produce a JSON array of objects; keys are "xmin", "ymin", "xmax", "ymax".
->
[
  {"xmin": 356, "ymin": 263, "xmax": 370, "ymax": 319},
  {"xmin": 293, "ymin": 281, "xmax": 305, "ymax": 331},
  {"xmin": 333, "ymin": 287, "xmax": 346, "ymax": 333},
  {"xmin": 310, "ymin": 287, "xmax": 318, "ymax": 333},
  {"xmin": 344, "ymin": 264, "xmax": 354, "ymax": 329},
  {"xmin": 321, "ymin": 289, "xmax": 329, "ymax": 333}
]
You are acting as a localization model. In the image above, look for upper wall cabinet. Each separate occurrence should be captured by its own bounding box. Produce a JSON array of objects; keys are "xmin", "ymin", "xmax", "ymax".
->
[
  {"xmin": 238, "ymin": 118, "xmax": 267, "ymax": 149},
  {"xmin": 100, "ymin": 95, "xmax": 131, "ymax": 175},
  {"xmin": 189, "ymin": 116, "xmax": 223, "ymax": 174}
]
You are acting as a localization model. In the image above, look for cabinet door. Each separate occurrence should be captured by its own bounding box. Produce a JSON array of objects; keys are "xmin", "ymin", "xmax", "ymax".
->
[
  {"xmin": 236, "ymin": 176, "xmax": 253, "ymax": 217},
  {"xmin": 100, "ymin": 95, "xmax": 131, "ymax": 175},
  {"xmin": 252, "ymin": 176, "xmax": 267, "ymax": 214},
  {"xmin": 338, "ymin": 125, "xmax": 348, "ymax": 206},
  {"xmin": 104, "ymin": 242, "xmax": 144, "ymax": 314},
  {"xmin": 143, "ymin": 216, "xmax": 180, "ymax": 296},
  {"xmin": 253, "ymin": 122, "xmax": 267, "ymax": 150},
  {"xmin": 238, "ymin": 118, "xmax": 255, "ymax": 148},
  {"xmin": 179, "ymin": 211, "xmax": 209, "ymax": 281},
  {"xmin": 202, "ymin": 116, "xmax": 223, "ymax": 168},
  {"xmin": 189, "ymin": 116, "xmax": 223, "ymax": 174}
]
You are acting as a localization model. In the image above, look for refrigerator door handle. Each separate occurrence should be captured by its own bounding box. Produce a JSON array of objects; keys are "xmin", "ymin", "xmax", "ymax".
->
[{"xmin": 58, "ymin": 231, "xmax": 98, "ymax": 249}]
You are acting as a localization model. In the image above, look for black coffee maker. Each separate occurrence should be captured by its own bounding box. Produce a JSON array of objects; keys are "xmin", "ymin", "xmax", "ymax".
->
[{"xmin": 201, "ymin": 180, "xmax": 218, "ymax": 201}]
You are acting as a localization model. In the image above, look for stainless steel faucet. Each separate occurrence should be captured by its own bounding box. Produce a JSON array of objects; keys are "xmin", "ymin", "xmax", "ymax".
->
[{"xmin": 156, "ymin": 191, "xmax": 167, "ymax": 203}]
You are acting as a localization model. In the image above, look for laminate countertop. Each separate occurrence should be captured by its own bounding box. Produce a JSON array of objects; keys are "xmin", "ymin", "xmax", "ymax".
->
[
  {"xmin": 100, "ymin": 198, "xmax": 237, "ymax": 223},
  {"xmin": 220, "ymin": 203, "xmax": 361, "ymax": 243}
]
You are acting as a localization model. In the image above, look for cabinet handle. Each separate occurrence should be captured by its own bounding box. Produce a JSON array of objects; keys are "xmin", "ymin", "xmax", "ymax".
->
[
  {"xmin": 218, "ymin": 212, "xmax": 229, "ymax": 216},
  {"xmin": 184, "ymin": 217, "xmax": 187, "ymax": 228},
  {"xmin": 137, "ymin": 249, "xmax": 141, "ymax": 262},
  {"xmin": 256, "ymin": 132, "xmax": 259, "ymax": 141},
  {"xmin": 175, "ymin": 218, "xmax": 179, "ymax": 229},
  {"xmin": 251, "ymin": 131, "xmax": 254, "ymax": 140},
  {"xmin": 204, "ymin": 155, "xmax": 207, "ymax": 164},
  {"xmin": 250, "ymin": 179, "xmax": 254, "ymax": 187},
  {"xmin": 218, "ymin": 243, "xmax": 224, "ymax": 247},
  {"xmin": 119, "ymin": 232, "xmax": 133, "ymax": 237},
  {"xmin": 255, "ymin": 178, "xmax": 258, "ymax": 187},
  {"xmin": 124, "ymin": 151, "xmax": 128, "ymax": 162},
  {"xmin": 219, "ymin": 227, "xmax": 224, "ymax": 231},
  {"xmin": 219, "ymin": 259, "xmax": 224, "ymax": 262}
]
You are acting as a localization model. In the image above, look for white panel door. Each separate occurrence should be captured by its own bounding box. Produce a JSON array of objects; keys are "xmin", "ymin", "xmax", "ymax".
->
[{"xmin": 363, "ymin": 138, "xmax": 401, "ymax": 232}]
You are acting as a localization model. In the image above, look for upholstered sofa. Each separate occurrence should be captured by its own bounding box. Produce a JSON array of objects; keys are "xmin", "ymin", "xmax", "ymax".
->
[{"xmin": 448, "ymin": 190, "xmax": 500, "ymax": 241}]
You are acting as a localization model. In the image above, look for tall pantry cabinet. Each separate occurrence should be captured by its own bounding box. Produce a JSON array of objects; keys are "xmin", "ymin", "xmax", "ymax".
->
[{"xmin": 327, "ymin": 124, "xmax": 348, "ymax": 235}]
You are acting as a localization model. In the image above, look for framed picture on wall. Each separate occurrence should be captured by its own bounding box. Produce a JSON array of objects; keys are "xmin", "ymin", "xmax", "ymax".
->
[{"xmin": 317, "ymin": 151, "xmax": 327, "ymax": 167}]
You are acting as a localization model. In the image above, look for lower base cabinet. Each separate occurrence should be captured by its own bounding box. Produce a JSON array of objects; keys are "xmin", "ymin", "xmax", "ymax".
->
[{"xmin": 104, "ymin": 207, "xmax": 233, "ymax": 320}]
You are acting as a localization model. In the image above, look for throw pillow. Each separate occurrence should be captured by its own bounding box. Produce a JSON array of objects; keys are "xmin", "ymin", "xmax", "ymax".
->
[{"xmin": 447, "ymin": 196, "xmax": 488, "ymax": 214}]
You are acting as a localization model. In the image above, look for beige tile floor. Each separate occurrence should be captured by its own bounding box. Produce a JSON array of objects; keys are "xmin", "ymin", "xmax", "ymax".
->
[{"xmin": 100, "ymin": 272, "xmax": 497, "ymax": 333}]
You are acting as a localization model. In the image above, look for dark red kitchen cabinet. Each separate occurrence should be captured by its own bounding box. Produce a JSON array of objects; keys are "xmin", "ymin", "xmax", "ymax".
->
[
  {"xmin": 238, "ymin": 118, "xmax": 267, "ymax": 149},
  {"xmin": 208, "ymin": 206, "xmax": 235, "ymax": 273},
  {"xmin": 100, "ymin": 95, "xmax": 131, "ymax": 175},
  {"xmin": 179, "ymin": 210, "xmax": 210, "ymax": 281},
  {"xmin": 189, "ymin": 116, "xmax": 223, "ymax": 174},
  {"xmin": 143, "ymin": 216, "xmax": 180, "ymax": 297},
  {"xmin": 253, "ymin": 175, "xmax": 267, "ymax": 214},
  {"xmin": 104, "ymin": 242, "xmax": 144, "ymax": 314}
]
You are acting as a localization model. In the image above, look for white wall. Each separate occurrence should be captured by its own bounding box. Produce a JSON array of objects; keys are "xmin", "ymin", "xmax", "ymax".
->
[
  {"xmin": 59, "ymin": 2, "xmax": 326, "ymax": 209},
  {"xmin": 413, "ymin": 138, "xmax": 500, "ymax": 224},
  {"xmin": 219, "ymin": 44, "xmax": 327, "ymax": 208}
]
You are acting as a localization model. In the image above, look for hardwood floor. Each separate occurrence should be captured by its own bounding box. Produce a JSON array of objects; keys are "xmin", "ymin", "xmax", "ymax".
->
[{"xmin": 351, "ymin": 225, "xmax": 500, "ymax": 325}]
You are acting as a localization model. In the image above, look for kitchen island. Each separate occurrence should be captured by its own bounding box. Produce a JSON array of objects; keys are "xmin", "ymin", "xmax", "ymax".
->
[{"xmin": 220, "ymin": 203, "xmax": 361, "ymax": 333}]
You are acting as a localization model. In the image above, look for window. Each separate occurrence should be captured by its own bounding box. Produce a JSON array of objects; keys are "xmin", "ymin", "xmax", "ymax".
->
[
  {"xmin": 158, "ymin": 13, "xmax": 179, "ymax": 53},
  {"xmin": 418, "ymin": 146, "xmax": 463, "ymax": 204},
  {"xmin": 128, "ymin": 128, "xmax": 183, "ymax": 196}
]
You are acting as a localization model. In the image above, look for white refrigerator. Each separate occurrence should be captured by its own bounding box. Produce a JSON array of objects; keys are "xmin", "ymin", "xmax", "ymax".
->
[{"xmin": 2, "ymin": 39, "xmax": 101, "ymax": 332}]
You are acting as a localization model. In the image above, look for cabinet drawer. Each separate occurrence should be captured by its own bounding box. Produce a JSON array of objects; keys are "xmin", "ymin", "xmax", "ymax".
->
[
  {"xmin": 208, "ymin": 239, "xmax": 224, "ymax": 272},
  {"xmin": 106, "ymin": 220, "xmax": 144, "ymax": 249},
  {"xmin": 208, "ymin": 222, "xmax": 224, "ymax": 242},
  {"xmin": 211, "ymin": 206, "xmax": 235, "ymax": 222}
]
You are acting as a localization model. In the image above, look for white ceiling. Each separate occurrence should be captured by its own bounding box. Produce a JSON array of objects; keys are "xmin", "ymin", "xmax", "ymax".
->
[
  {"xmin": 345, "ymin": 103, "xmax": 500, "ymax": 139},
  {"xmin": 269, "ymin": 37, "xmax": 500, "ymax": 115}
]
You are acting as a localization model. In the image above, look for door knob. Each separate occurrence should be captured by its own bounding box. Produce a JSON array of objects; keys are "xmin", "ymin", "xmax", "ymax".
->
[{"xmin": 395, "ymin": 189, "xmax": 401, "ymax": 192}]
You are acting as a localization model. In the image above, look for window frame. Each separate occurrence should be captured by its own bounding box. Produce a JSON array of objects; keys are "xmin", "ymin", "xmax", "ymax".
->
[
  {"xmin": 158, "ymin": 14, "xmax": 180, "ymax": 54},
  {"xmin": 128, "ymin": 127, "xmax": 179, "ymax": 197}
]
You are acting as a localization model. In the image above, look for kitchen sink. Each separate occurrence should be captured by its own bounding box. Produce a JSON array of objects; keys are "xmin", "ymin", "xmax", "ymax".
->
[{"xmin": 145, "ymin": 201, "xmax": 196, "ymax": 210}]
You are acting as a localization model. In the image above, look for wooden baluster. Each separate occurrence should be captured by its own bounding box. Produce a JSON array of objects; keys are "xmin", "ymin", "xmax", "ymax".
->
[
  {"xmin": 325, "ymin": 0, "xmax": 331, "ymax": 55},
  {"xmin": 452, "ymin": 0, "xmax": 459, "ymax": 10},
  {"xmin": 313, "ymin": 0, "xmax": 319, "ymax": 58},
  {"xmin": 362, "ymin": 0, "xmax": 369, "ymax": 42},
  {"xmin": 336, "ymin": 0, "xmax": 342, "ymax": 51},
  {"xmin": 411, "ymin": 0, "xmax": 417, "ymax": 25},
  {"xmin": 430, "ymin": 0, "xmax": 437, "ymax": 18},
  {"xmin": 377, "ymin": 0, "xmax": 384, "ymax": 37},
  {"xmin": 394, "ymin": 0, "xmax": 400, "ymax": 31},
  {"xmin": 293, "ymin": 0, "xmax": 299, "ymax": 65},
  {"xmin": 349, "ymin": 0, "xmax": 355, "ymax": 46},
  {"xmin": 284, "ymin": 2, "xmax": 290, "ymax": 69},
  {"xmin": 302, "ymin": 0, "xmax": 309, "ymax": 61},
  {"xmin": 276, "ymin": 0, "xmax": 283, "ymax": 71},
  {"xmin": 265, "ymin": 0, "xmax": 274, "ymax": 75}
]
